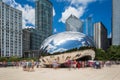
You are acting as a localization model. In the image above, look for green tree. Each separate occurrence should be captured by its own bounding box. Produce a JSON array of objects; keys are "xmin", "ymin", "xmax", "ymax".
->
[
  {"xmin": 8, "ymin": 56, "xmax": 19, "ymax": 62},
  {"xmin": 0, "ymin": 57, "xmax": 7, "ymax": 62},
  {"xmin": 107, "ymin": 45, "xmax": 120, "ymax": 60},
  {"xmin": 95, "ymin": 49, "xmax": 108, "ymax": 60}
]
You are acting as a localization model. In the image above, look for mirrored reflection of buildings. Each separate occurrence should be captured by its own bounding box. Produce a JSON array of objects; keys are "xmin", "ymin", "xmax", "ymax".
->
[
  {"xmin": 112, "ymin": 0, "xmax": 120, "ymax": 45},
  {"xmin": 0, "ymin": 1, "xmax": 22, "ymax": 57},
  {"xmin": 65, "ymin": 15, "xmax": 83, "ymax": 32},
  {"xmin": 94, "ymin": 22, "xmax": 108, "ymax": 50},
  {"xmin": 40, "ymin": 31, "xmax": 94, "ymax": 54}
]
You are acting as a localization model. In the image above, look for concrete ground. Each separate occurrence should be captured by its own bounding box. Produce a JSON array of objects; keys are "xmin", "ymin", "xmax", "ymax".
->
[{"xmin": 0, "ymin": 65, "xmax": 120, "ymax": 80}]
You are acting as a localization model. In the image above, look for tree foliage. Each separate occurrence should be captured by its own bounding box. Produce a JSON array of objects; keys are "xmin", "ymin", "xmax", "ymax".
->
[{"xmin": 95, "ymin": 45, "xmax": 120, "ymax": 60}]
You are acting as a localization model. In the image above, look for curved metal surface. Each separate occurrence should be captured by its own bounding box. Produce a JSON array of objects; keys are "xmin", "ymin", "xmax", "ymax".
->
[{"xmin": 40, "ymin": 31, "xmax": 94, "ymax": 54}]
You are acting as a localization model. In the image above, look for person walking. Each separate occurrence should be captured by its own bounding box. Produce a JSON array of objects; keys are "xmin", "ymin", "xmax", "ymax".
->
[{"xmin": 77, "ymin": 61, "xmax": 81, "ymax": 69}]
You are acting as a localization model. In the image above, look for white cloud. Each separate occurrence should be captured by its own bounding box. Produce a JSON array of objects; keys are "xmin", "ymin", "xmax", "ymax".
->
[
  {"xmin": 57, "ymin": 0, "xmax": 96, "ymax": 5},
  {"xmin": 58, "ymin": 0, "xmax": 97, "ymax": 23},
  {"xmin": 59, "ymin": 6, "xmax": 85, "ymax": 23},
  {"xmin": 70, "ymin": 0, "xmax": 96, "ymax": 5},
  {"xmin": 17, "ymin": 4, "xmax": 35, "ymax": 28},
  {"xmin": 54, "ymin": 28, "xmax": 57, "ymax": 33}
]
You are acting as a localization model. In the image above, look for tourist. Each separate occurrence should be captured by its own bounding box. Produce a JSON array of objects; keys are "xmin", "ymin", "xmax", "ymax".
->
[
  {"xmin": 81, "ymin": 61, "xmax": 85, "ymax": 68},
  {"xmin": 22, "ymin": 60, "xmax": 26, "ymax": 71},
  {"xmin": 31, "ymin": 60, "xmax": 35, "ymax": 71},
  {"xmin": 77, "ymin": 61, "xmax": 81, "ymax": 69},
  {"xmin": 67, "ymin": 58, "xmax": 72, "ymax": 70},
  {"xmin": 72, "ymin": 59, "xmax": 77, "ymax": 69},
  {"xmin": 95, "ymin": 61, "xmax": 100, "ymax": 69}
]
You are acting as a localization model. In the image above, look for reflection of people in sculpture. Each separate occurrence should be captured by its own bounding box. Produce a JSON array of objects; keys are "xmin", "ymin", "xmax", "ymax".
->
[
  {"xmin": 57, "ymin": 57, "xmax": 60, "ymax": 62},
  {"xmin": 52, "ymin": 59, "xmax": 58, "ymax": 69},
  {"xmin": 75, "ymin": 53, "xmax": 81, "ymax": 57}
]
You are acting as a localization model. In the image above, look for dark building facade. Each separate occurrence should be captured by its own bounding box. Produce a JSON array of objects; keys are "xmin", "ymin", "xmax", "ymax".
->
[
  {"xmin": 22, "ymin": 28, "xmax": 42, "ymax": 58},
  {"xmin": 27, "ymin": 28, "xmax": 42, "ymax": 50},
  {"xmin": 22, "ymin": 29, "xmax": 30, "ymax": 53},
  {"xmin": 108, "ymin": 38, "xmax": 112, "ymax": 48}
]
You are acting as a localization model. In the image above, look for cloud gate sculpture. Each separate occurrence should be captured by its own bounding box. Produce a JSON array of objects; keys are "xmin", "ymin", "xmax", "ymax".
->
[
  {"xmin": 40, "ymin": 31, "xmax": 94, "ymax": 54},
  {"xmin": 39, "ymin": 31, "xmax": 95, "ymax": 66}
]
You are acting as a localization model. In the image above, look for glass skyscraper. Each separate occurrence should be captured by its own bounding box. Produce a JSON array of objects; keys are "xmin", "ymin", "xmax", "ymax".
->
[
  {"xmin": 65, "ymin": 15, "xmax": 83, "ymax": 32},
  {"xmin": 86, "ymin": 17, "xmax": 93, "ymax": 39},
  {"xmin": 35, "ymin": 0, "xmax": 53, "ymax": 37},
  {"xmin": 112, "ymin": 0, "xmax": 120, "ymax": 45},
  {"xmin": 26, "ymin": 28, "xmax": 43, "ymax": 50}
]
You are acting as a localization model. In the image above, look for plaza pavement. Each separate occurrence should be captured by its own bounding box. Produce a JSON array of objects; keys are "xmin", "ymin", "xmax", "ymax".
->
[{"xmin": 0, "ymin": 65, "xmax": 120, "ymax": 80}]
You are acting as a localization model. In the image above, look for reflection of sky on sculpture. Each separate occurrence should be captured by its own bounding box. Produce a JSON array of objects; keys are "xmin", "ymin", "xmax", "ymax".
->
[{"xmin": 40, "ymin": 31, "xmax": 94, "ymax": 54}]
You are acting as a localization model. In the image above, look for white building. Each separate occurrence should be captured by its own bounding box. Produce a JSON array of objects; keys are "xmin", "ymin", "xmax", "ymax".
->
[
  {"xmin": 112, "ymin": 0, "xmax": 120, "ymax": 45},
  {"xmin": 0, "ymin": 1, "xmax": 22, "ymax": 57},
  {"xmin": 94, "ymin": 22, "xmax": 108, "ymax": 50}
]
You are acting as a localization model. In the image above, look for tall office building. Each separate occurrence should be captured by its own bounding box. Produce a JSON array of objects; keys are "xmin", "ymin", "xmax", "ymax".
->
[
  {"xmin": 86, "ymin": 17, "xmax": 93, "ymax": 39},
  {"xmin": 0, "ymin": 1, "xmax": 22, "ymax": 57},
  {"xmin": 22, "ymin": 29, "xmax": 30, "ymax": 53},
  {"xmin": 112, "ymin": 0, "xmax": 120, "ymax": 45},
  {"xmin": 35, "ymin": 0, "xmax": 53, "ymax": 38},
  {"xmin": 27, "ymin": 28, "xmax": 42, "ymax": 50},
  {"xmin": 23, "ymin": 28, "xmax": 41, "ymax": 58},
  {"xmin": 94, "ymin": 22, "xmax": 108, "ymax": 50},
  {"xmin": 65, "ymin": 15, "xmax": 83, "ymax": 32}
]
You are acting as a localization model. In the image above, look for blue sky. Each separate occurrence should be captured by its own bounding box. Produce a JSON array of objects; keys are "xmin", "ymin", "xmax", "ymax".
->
[{"xmin": 3, "ymin": 0, "xmax": 112, "ymax": 37}]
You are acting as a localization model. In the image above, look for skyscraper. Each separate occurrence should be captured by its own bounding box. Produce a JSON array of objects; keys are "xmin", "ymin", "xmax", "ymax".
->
[
  {"xmin": 22, "ymin": 29, "xmax": 30, "ymax": 53},
  {"xmin": 0, "ymin": 1, "xmax": 22, "ymax": 57},
  {"xmin": 86, "ymin": 17, "xmax": 93, "ymax": 39},
  {"xmin": 112, "ymin": 0, "xmax": 120, "ymax": 45},
  {"xmin": 94, "ymin": 22, "xmax": 108, "ymax": 50},
  {"xmin": 65, "ymin": 15, "xmax": 83, "ymax": 32},
  {"xmin": 26, "ymin": 28, "xmax": 42, "ymax": 50},
  {"xmin": 22, "ymin": 28, "xmax": 42, "ymax": 58},
  {"xmin": 35, "ymin": 0, "xmax": 53, "ymax": 38}
]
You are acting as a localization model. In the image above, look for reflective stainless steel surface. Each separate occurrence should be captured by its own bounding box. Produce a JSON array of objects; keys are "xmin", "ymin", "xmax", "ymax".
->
[{"xmin": 40, "ymin": 31, "xmax": 94, "ymax": 54}]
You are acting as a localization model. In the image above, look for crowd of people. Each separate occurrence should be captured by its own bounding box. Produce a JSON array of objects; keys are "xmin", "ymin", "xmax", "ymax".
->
[
  {"xmin": 0, "ymin": 59, "xmax": 120, "ymax": 71},
  {"xmin": 51, "ymin": 58, "xmax": 120, "ymax": 70},
  {"xmin": 0, "ymin": 60, "xmax": 40, "ymax": 72}
]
